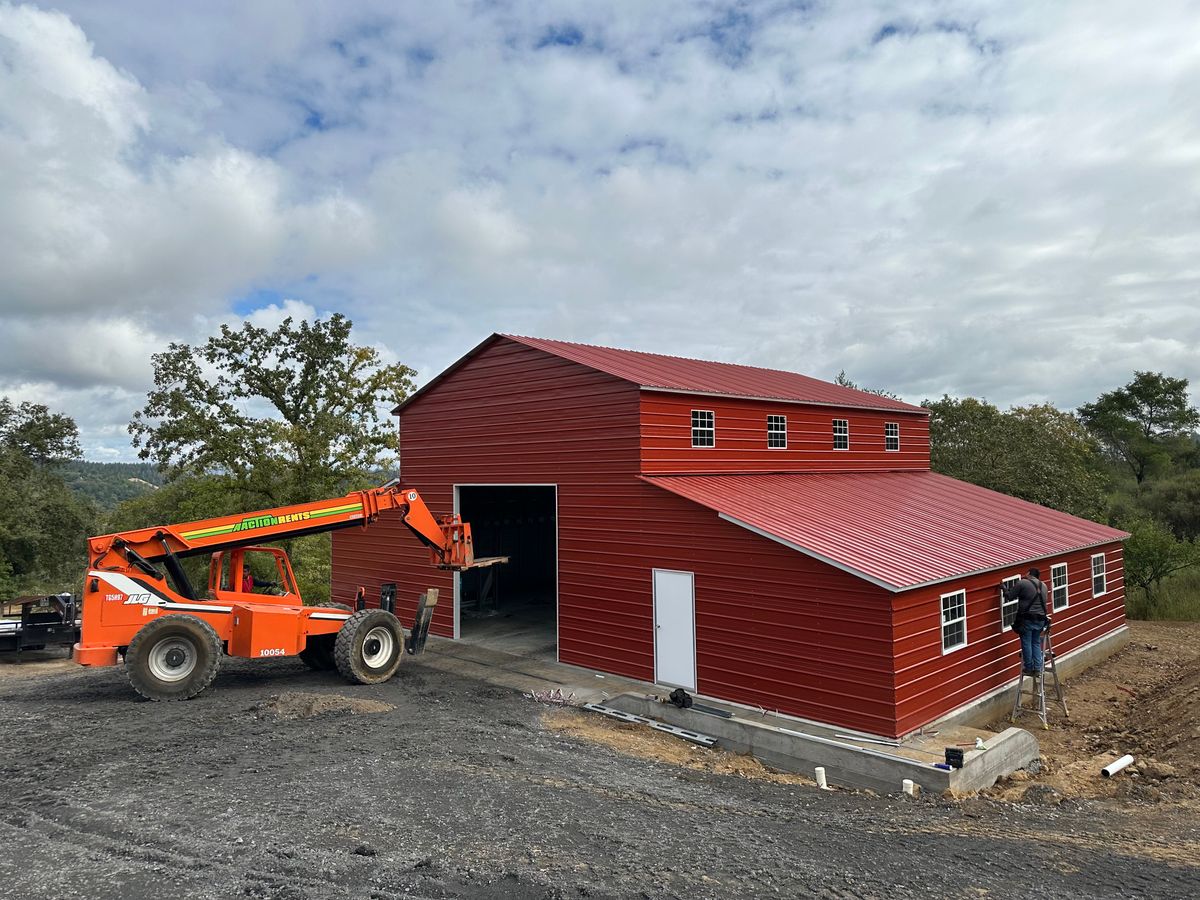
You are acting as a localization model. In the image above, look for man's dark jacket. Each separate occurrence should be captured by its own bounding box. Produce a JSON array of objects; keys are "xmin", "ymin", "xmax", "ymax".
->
[{"xmin": 1007, "ymin": 577, "xmax": 1048, "ymax": 623}]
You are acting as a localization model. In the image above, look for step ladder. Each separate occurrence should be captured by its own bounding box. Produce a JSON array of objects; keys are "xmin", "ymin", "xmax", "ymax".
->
[{"xmin": 1010, "ymin": 622, "xmax": 1069, "ymax": 729}]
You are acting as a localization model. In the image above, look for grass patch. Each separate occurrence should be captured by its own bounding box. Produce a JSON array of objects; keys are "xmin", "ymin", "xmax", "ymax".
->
[{"xmin": 1126, "ymin": 567, "xmax": 1200, "ymax": 620}]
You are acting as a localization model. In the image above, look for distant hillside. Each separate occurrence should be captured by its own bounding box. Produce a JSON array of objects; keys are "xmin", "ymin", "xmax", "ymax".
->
[{"xmin": 61, "ymin": 461, "xmax": 164, "ymax": 510}]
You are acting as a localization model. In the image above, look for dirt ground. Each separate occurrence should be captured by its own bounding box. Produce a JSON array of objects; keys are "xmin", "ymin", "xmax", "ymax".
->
[
  {"xmin": 986, "ymin": 620, "xmax": 1200, "ymax": 804},
  {"xmin": 1, "ymin": 631, "xmax": 1198, "ymax": 899}
]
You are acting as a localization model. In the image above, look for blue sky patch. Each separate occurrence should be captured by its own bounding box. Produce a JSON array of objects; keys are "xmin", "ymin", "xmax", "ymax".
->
[
  {"xmin": 232, "ymin": 289, "xmax": 284, "ymax": 316},
  {"xmin": 536, "ymin": 24, "xmax": 584, "ymax": 49}
]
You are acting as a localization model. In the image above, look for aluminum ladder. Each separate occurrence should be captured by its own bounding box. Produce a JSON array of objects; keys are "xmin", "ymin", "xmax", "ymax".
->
[{"xmin": 1010, "ymin": 622, "xmax": 1069, "ymax": 729}]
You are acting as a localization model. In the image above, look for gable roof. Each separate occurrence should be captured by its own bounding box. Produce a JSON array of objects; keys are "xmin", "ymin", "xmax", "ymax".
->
[
  {"xmin": 643, "ymin": 471, "xmax": 1129, "ymax": 592},
  {"xmin": 396, "ymin": 333, "xmax": 926, "ymax": 414}
]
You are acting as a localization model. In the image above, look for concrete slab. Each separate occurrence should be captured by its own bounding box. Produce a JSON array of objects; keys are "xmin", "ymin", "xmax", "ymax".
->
[
  {"xmin": 417, "ymin": 639, "xmax": 1039, "ymax": 794},
  {"xmin": 458, "ymin": 603, "xmax": 557, "ymax": 660},
  {"xmin": 420, "ymin": 637, "xmax": 645, "ymax": 705}
]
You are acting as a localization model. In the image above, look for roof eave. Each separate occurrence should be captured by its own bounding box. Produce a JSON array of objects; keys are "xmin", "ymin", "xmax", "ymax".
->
[
  {"xmin": 640, "ymin": 386, "xmax": 928, "ymax": 416},
  {"xmin": 391, "ymin": 333, "xmax": 505, "ymax": 416}
]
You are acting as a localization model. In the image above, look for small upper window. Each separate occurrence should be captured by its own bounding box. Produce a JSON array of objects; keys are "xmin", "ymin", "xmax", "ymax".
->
[
  {"xmin": 941, "ymin": 589, "xmax": 967, "ymax": 653},
  {"xmin": 999, "ymin": 575, "xmax": 1020, "ymax": 629},
  {"xmin": 691, "ymin": 410, "xmax": 715, "ymax": 448},
  {"xmin": 767, "ymin": 414, "xmax": 787, "ymax": 449},
  {"xmin": 1051, "ymin": 563, "xmax": 1069, "ymax": 611},
  {"xmin": 832, "ymin": 419, "xmax": 849, "ymax": 450},
  {"xmin": 885, "ymin": 422, "xmax": 900, "ymax": 452},
  {"xmin": 1091, "ymin": 553, "xmax": 1106, "ymax": 596}
]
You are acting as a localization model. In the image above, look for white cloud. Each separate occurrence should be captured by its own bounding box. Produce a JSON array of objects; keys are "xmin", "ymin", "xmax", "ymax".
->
[
  {"xmin": 243, "ymin": 299, "xmax": 319, "ymax": 330},
  {"xmin": 0, "ymin": 3, "xmax": 372, "ymax": 322},
  {"xmin": 2, "ymin": 1, "xmax": 1200, "ymax": 458}
]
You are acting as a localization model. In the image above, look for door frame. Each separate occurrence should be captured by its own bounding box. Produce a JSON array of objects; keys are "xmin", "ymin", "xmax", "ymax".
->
[
  {"xmin": 452, "ymin": 483, "xmax": 559, "ymax": 660},
  {"xmin": 652, "ymin": 567, "xmax": 697, "ymax": 690}
]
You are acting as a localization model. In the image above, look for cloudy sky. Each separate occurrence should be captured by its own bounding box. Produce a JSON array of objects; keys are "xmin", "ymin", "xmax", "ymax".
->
[{"xmin": 2, "ymin": 1, "xmax": 1198, "ymax": 459}]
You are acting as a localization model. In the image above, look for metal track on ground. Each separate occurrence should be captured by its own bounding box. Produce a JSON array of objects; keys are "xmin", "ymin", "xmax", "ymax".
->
[{"xmin": 583, "ymin": 703, "xmax": 717, "ymax": 747}]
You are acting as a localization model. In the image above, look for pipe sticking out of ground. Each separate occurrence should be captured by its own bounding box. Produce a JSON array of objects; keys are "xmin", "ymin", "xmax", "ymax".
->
[{"xmin": 1101, "ymin": 754, "xmax": 1135, "ymax": 777}]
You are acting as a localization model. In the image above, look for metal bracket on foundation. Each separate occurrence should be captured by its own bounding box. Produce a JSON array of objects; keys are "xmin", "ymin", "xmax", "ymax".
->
[{"xmin": 584, "ymin": 703, "xmax": 717, "ymax": 747}]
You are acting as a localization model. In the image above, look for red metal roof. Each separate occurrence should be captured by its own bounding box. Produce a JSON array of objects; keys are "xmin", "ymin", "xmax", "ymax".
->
[
  {"xmin": 397, "ymin": 334, "xmax": 927, "ymax": 414},
  {"xmin": 503, "ymin": 335, "xmax": 925, "ymax": 413},
  {"xmin": 642, "ymin": 471, "xmax": 1129, "ymax": 592}
]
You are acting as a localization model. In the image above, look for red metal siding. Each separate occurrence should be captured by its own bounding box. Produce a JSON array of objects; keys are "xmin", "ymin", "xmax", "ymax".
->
[
  {"xmin": 641, "ymin": 393, "xmax": 930, "ymax": 474},
  {"xmin": 891, "ymin": 542, "xmax": 1127, "ymax": 735},
  {"xmin": 332, "ymin": 338, "xmax": 649, "ymax": 679}
]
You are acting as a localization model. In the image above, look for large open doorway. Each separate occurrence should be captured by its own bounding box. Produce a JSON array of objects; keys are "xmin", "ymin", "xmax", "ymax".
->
[{"xmin": 455, "ymin": 485, "xmax": 557, "ymax": 660}]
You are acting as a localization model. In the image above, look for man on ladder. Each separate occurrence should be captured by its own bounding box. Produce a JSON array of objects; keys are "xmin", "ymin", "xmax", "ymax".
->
[{"xmin": 1006, "ymin": 567, "xmax": 1068, "ymax": 727}]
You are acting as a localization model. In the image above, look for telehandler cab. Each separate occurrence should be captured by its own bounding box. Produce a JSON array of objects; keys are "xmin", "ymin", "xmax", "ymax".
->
[{"xmin": 74, "ymin": 481, "xmax": 504, "ymax": 700}]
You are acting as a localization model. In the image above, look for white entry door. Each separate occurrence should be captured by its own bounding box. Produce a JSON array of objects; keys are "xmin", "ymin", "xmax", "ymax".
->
[{"xmin": 653, "ymin": 569, "xmax": 696, "ymax": 690}]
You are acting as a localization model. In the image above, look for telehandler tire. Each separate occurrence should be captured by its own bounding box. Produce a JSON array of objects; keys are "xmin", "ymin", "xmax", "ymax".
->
[
  {"xmin": 334, "ymin": 609, "xmax": 404, "ymax": 685},
  {"xmin": 124, "ymin": 614, "xmax": 222, "ymax": 701},
  {"xmin": 298, "ymin": 603, "xmax": 352, "ymax": 670}
]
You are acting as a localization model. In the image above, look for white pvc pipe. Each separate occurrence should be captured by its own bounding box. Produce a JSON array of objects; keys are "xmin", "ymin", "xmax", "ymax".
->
[
  {"xmin": 815, "ymin": 767, "xmax": 829, "ymax": 790},
  {"xmin": 902, "ymin": 779, "xmax": 915, "ymax": 796},
  {"xmin": 1101, "ymin": 754, "xmax": 1135, "ymax": 778}
]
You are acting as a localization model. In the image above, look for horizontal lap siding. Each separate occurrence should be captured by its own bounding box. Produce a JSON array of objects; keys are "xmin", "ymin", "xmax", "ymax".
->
[
  {"xmin": 891, "ymin": 542, "xmax": 1127, "ymax": 735},
  {"xmin": 636, "ymin": 483, "xmax": 897, "ymax": 735},
  {"xmin": 641, "ymin": 393, "xmax": 929, "ymax": 474},
  {"xmin": 332, "ymin": 341, "xmax": 646, "ymax": 679}
]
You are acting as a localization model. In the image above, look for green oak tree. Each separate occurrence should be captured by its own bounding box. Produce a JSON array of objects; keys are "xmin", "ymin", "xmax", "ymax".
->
[
  {"xmin": 923, "ymin": 396, "xmax": 1108, "ymax": 519},
  {"xmin": 0, "ymin": 399, "xmax": 95, "ymax": 595},
  {"xmin": 1120, "ymin": 515, "xmax": 1199, "ymax": 606},
  {"xmin": 1139, "ymin": 469, "xmax": 1200, "ymax": 542},
  {"xmin": 1078, "ymin": 372, "xmax": 1200, "ymax": 484},
  {"xmin": 130, "ymin": 313, "xmax": 415, "ymax": 508}
]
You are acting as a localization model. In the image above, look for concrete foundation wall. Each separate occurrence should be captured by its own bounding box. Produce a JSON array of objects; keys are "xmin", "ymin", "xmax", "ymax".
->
[
  {"xmin": 917, "ymin": 625, "xmax": 1130, "ymax": 735},
  {"xmin": 607, "ymin": 694, "xmax": 1039, "ymax": 794}
]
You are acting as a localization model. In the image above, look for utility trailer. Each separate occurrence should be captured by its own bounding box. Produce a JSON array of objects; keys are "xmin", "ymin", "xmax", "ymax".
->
[{"xmin": 0, "ymin": 593, "xmax": 80, "ymax": 655}]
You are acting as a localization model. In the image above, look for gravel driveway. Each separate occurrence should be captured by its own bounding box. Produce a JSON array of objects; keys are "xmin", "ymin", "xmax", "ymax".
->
[{"xmin": 1, "ymin": 655, "xmax": 1196, "ymax": 899}]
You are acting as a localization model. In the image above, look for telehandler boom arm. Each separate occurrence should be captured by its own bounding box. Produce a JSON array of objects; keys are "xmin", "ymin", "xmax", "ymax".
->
[{"xmin": 88, "ymin": 480, "xmax": 475, "ymax": 575}]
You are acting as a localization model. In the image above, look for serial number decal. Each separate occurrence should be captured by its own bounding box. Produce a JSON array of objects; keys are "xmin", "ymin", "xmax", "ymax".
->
[{"xmin": 258, "ymin": 648, "xmax": 287, "ymax": 657}]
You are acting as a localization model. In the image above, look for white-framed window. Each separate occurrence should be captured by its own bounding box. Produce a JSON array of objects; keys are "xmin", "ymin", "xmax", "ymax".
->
[
  {"xmin": 1091, "ymin": 553, "xmax": 1106, "ymax": 596},
  {"xmin": 832, "ymin": 418, "xmax": 849, "ymax": 450},
  {"xmin": 767, "ymin": 414, "xmax": 787, "ymax": 449},
  {"xmin": 1051, "ymin": 563, "xmax": 1069, "ymax": 611},
  {"xmin": 999, "ymin": 575, "xmax": 1020, "ymax": 629},
  {"xmin": 885, "ymin": 422, "xmax": 900, "ymax": 452},
  {"xmin": 691, "ymin": 410, "xmax": 715, "ymax": 448},
  {"xmin": 941, "ymin": 589, "xmax": 967, "ymax": 653}
]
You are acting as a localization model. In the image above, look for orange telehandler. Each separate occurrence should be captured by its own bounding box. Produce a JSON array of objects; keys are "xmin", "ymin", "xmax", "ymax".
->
[{"xmin": 74, "ymin": 480, "xmax": 502, "ymax": 701}]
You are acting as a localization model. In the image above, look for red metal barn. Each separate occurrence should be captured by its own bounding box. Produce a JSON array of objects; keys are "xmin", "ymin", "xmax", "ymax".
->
[{"xmin": 332, "ymin": 335, "xmax": 1129, "ymax": 738}]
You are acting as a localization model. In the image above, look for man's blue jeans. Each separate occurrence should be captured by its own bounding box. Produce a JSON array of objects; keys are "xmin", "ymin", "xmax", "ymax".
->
[{"xmin": 1018, "ymin": 619, "xmax": 1045, "ymax": 672}]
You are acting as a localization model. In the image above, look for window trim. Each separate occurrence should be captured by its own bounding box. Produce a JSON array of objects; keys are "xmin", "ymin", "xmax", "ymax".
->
[
  {"xmin": 940, "ymin": 589, "xmax": 968, "ymax": 654},
  {"xmin": 832, "ymin": 418, "xmax": 849, "ymax": 451},
  {"xmin": 1051, "ymin": 563, "xmax": 1069, "ymax": 611},
  {"xmin": 767, "ymin": 414, "xmax": 787, "ymax": 449},
  {"xmin": 885, "ymin": 421, "xmax": 900, "ymax": 452},
  {"xmin": 999, "ymin": 575, "xmax": 1020, "ymax": 629},
  {"xmin": 1091, "ymin": 553, "xmax": 1107, "ymax": 597},
  {"xmin": 691, "ymin": 409, "xmax": 716, "ymax": 448}
]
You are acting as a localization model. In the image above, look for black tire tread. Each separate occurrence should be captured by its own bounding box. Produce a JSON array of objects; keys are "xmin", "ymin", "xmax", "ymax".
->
[
  {"xmin": 334, "ymin": 609, "xmax": 404, "ymax": 685},
  {"xmin": 124, "ymin": 614, "xmax": 222, "ymax": 702}
]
